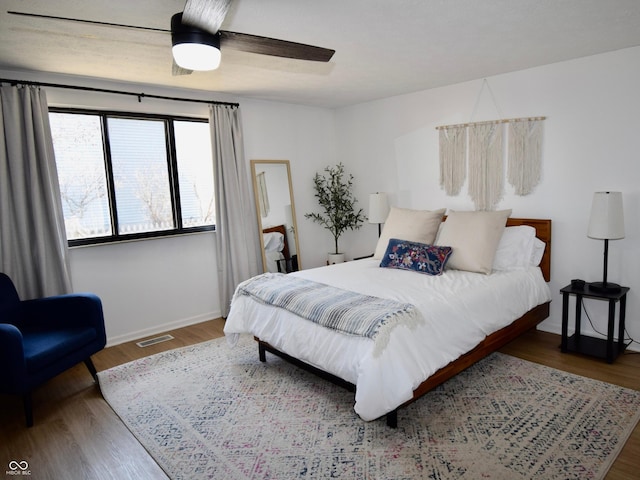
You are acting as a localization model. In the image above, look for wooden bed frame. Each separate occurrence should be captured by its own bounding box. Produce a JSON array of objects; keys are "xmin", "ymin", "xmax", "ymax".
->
[{"xmin": 257, "ymin": 218, "xmax": 552, "ymax": 427}]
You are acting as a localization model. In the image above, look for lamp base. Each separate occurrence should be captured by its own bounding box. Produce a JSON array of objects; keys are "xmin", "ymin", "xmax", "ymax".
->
[{"xmin": 588, "ymin": 281, "xmax": 622, "ymax": 293}]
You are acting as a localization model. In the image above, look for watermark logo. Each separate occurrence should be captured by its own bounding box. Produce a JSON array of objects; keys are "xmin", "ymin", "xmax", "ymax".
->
[{"xmin": 6, "ymin": 461, "xmax": 31, "ymax": 476}]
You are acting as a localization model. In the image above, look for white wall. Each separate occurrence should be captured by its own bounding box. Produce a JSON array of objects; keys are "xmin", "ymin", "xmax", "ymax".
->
[
  {"xmin": 334, "ymin": 46, "xmax": 640, "ymax": 348},
  {"xmin": 0, "ymin": 69, "xmax": 337, "ymax": 345},
  {"xmin": 240, "ymin": 99, "xmax": 339, "ymax": 268},
  {"xmin": 69, "ymin": 233, "xmax": 218, "ymax": 345}
]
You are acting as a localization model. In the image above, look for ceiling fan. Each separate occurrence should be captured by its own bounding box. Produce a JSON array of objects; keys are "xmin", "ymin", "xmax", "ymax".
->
[{"xmin": 8, "ymin": 0, "xmax": 335, "ymax": 75}]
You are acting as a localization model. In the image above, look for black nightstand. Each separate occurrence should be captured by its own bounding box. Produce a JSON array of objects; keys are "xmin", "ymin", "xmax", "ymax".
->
[{"xmin": 560, "ymin": 282, "xmax": 629, "ymax": 363}]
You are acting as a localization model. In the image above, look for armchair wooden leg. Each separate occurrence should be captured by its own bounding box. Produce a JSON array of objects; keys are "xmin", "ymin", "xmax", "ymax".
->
[
  {"xmin": 23, "ymin": 393, "xmax": 33, "ymax": 428},
  {"xmin": 84, "ymin": 357, "xmax": 98, "ymax": 381}
]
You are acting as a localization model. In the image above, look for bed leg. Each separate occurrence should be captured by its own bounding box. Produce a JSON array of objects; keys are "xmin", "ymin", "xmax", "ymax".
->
[
  {"xmin": 258, "ymin": 342, "xmax": 266, "ymax": 362},
  {"xmin": 386, "ymin": 409, "xmax": 398, "ymax": 428}
]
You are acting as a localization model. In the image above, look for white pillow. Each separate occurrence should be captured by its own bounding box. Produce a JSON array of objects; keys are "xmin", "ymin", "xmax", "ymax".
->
[
  {"xmin": 373, "ymin": 207, "xmax": 446, "ymax": 259},
  {"xmin": 263, "ymin": 232, "xmax": 284, "ymax": 252},
  {"xmin": 436, "ymin": 209, "xmax": 512, "ymax": 274},
  {"xmin": 530, "ymin": 237, "xmax": 546, "ymax": 267},
  {"xmin": 492, "ymin": 226, "xmax": 536, "ymax": 271},
  {"xmin": 492, "ymin": 226, "xmax": 547, "ymax": 271}
]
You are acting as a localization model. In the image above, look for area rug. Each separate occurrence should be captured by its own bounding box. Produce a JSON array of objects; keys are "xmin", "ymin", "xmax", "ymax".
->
[{"xmin": 98, "ymin": 335, "xmax": 640, "ymax": 480}]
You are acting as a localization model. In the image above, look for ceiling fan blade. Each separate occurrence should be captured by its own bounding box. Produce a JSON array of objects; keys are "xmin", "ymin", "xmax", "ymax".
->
[
  {"xmin": 7, "ymin": 10, "xmax": 169, "ymax": 33},
  {"xmin": 7, "ymin": 9, "xmax": 336, "ymax": 64},
  {"xmin": 172, "ymin": 60, "xmax": 193, "ymax": 76},
  {"xmin": 220, "ymin": 31, "xmax": 335, "ymax": 62},
  {"xmin": 182, "ymin": 0, "xmax": 232, "ymax": 34}
]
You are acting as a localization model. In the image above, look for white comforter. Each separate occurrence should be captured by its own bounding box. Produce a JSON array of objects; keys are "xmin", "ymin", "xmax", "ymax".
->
[{"xmin": 224, "ymin": 259, "xmax": 551, "ymax": 421}]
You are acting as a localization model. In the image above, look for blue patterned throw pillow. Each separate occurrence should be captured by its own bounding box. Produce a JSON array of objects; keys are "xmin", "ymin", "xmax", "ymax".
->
[{"xmin": 380, "ymin": 238, "xmax": 452, "ymax": 276}]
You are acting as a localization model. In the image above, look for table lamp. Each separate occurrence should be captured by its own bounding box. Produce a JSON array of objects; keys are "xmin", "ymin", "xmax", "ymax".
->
[
  {"xmin": 368, "ymin": 192, "xmax": 389, "ymax": 237},
  {"xmin": 587, "ymin": 191, "xmax": 624, "ymax": 293}
]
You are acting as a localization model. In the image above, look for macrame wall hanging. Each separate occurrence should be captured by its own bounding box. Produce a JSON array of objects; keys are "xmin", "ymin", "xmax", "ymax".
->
[
  {"xmin": 436, "ymin": 79, "xmax": 546, "ymax": 210},
  {"xmin": 468, "ymin": 122, "xmax": 503, "ymax": 211},
  {"xmin": 508, "ymin": 119, "xmax": 544, "ymax": 195},
  {"xmin": 438, "ymin": 125, "xmax": 466, "ymax": 195}
]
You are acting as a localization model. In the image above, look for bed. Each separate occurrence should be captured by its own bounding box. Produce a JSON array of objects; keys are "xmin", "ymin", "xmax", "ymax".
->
[
  {"xmin": 227, "ymin": 212, "xmax": 552, "ymax": 427},
  {"xmin": 262, "ymin": 224, "xmax": 297, "ymax": 273}
]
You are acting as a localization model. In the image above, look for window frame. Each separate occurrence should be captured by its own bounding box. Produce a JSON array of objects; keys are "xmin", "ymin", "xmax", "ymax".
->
[{"xmin": 49, "ymin": 107, "xmax": 216, "ymax": 247}]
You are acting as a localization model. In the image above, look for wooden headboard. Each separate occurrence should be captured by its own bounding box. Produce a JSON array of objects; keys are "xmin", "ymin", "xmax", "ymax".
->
[
  {"xmin": 506, "ymin": 218, "xmax": 552, "ymax": 282},
  {"xmin": 262, "ymin": 224, "xmax": 290, "ymax": 261}
]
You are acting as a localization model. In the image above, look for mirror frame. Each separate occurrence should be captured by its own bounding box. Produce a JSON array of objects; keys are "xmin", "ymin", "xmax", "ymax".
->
[{"xmin": 250, "ymin": 159, "xmax": 302, "ymax": 273}]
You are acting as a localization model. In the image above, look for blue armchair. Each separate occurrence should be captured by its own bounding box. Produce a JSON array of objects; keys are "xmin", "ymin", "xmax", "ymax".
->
[{"xmin": 0, "ymin": 272, "xmax": 106, "ymax": 427}]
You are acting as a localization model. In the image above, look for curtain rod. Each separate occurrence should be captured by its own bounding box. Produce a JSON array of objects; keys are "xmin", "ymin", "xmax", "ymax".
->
[
  {"xmin": 435, "ymin": 116, "xmax": 546, "ymax": 130},
  {"xmin": 0, "ymin": 77, "xmax": 239, "ymax": 107}
]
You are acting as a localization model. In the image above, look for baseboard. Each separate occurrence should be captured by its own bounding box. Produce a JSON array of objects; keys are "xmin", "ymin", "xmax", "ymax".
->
[
  {"xmin": 536, "ymin": 322, "xmax": 563, "ymax": 337},
  {"xmin": 105, "ymin": 311, "xmax": 221, "ymax": 347}
]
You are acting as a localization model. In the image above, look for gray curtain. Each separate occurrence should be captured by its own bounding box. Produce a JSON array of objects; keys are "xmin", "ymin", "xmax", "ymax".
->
[
  {"xmin": 0, "ymin": 85, "xmax": 72, "ymax": 299},
  {"xmin": 209, "ymin": 104, "xmax": 261, "ymax": 317}
]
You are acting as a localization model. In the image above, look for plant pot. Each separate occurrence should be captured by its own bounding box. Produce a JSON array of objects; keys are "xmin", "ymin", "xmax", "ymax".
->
[{"xmin": 327, "ymin": 253, "xmax": 345, "ymax": 264}]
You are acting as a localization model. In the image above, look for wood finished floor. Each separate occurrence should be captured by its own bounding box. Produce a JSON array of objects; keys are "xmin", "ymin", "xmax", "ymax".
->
[{"xmin": 1, "ymin": 319, "xmax": 638, "ymax": 479}]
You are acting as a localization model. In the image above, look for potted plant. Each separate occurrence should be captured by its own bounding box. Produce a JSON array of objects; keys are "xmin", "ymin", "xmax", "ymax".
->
[{"xmin": 305, "ymin": 163, "xmax": 365, "ymax": 263}]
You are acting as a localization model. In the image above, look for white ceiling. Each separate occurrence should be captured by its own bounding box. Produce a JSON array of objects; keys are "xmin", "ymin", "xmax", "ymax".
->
[{"xmin": 2, "ymin": 0, "xmax": 640, "ymax": 108}]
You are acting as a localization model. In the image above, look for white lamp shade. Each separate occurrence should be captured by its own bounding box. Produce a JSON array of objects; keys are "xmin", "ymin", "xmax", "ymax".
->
[
  {"xmin": 172, "ymin": 43, "xmax": 221, "ymax": 71},
  {"xmin": 368, "ymin": 192, "xmax": 390, "ymax": 224},
  {"xmin": 587, "ymin": 191, "xmax": 625, "ymax": 240}
]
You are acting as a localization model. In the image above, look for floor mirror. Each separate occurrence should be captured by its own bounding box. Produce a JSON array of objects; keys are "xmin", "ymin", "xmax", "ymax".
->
[{"xmin": 250, "ymin": 160, "xmax": 301, "ymax": 273}]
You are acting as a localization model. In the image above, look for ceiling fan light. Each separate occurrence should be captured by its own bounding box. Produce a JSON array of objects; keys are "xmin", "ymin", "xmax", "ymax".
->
[
  {"xmin": 172, "ymin": 43, "xmax": 221, "ymax": 71},
  {"xmin": 171, "ymin": 13, "xmax": 221, "ymax": 71}
]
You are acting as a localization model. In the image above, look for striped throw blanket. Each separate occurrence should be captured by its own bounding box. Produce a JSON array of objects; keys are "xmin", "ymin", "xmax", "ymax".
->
[{"xmin": 235, "ymin": 273, "xmax": 420, "ymax": 354}]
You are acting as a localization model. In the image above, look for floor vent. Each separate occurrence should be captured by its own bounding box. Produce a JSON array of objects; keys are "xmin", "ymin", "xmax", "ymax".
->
[{"xmin": 136, "ymin": 334, "xmax": 175, "ymax": 348}]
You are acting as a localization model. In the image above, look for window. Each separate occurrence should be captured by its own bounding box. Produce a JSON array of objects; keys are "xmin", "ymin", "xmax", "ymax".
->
[
  {"xmin": 174, "ymin": 120, "xmax": 216, "ymax": 228},
  {"xmin": 49, "ymin": 109, "xmax": 215, "ymax": 246}
]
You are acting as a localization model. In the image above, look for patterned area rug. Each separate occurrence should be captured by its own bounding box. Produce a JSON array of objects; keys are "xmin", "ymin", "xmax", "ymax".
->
[{"xmin": 98, "ymin": 335, "xmax": 640, "ymax": 479}]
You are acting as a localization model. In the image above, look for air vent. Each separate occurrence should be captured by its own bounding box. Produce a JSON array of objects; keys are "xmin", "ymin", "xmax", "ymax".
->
[{"xmin": 136, "ymin": 334, "xmax": 175, "ymax": 348}]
